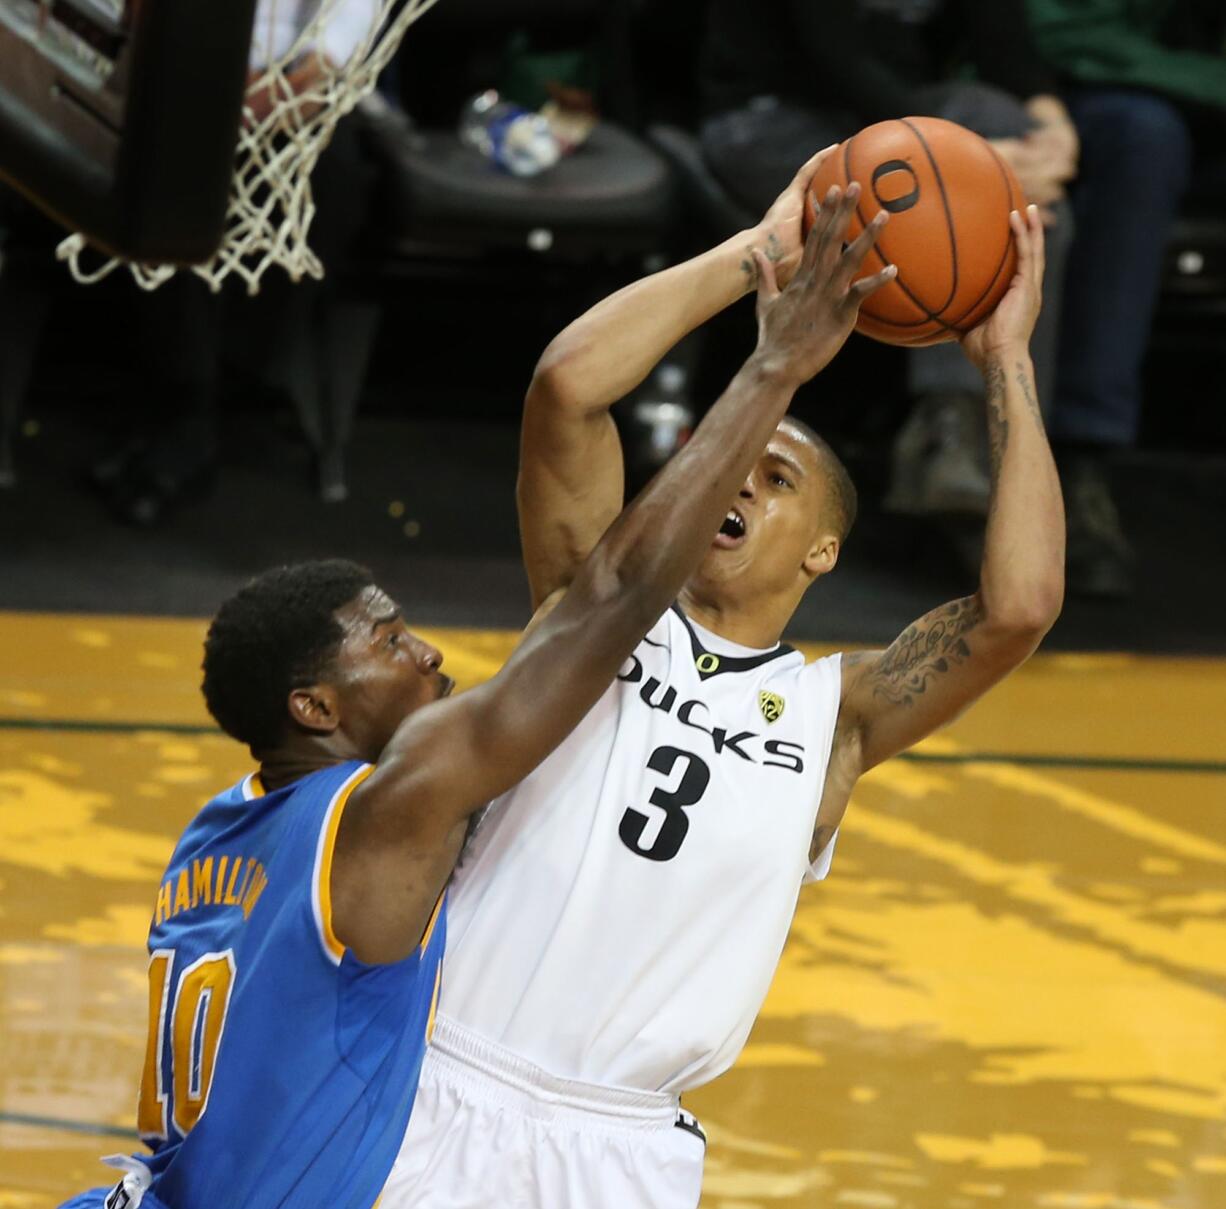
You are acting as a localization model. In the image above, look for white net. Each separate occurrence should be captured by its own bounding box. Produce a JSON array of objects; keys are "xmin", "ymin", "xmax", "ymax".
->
[{"xmin": 56, "ymin": 0, "xmax": 442, "ymax": 294}]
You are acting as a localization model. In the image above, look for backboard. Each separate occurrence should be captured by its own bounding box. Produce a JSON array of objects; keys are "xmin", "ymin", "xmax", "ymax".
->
[{"xmin": 0, "ymin": 0, "xmax": 258, "ymax": 263}]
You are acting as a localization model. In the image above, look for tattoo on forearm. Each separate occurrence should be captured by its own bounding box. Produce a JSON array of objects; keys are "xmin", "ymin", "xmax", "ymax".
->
[
  {"xmin": 863, "ymin": 597, "xmax": 984, "ymax": 707},
  {"xmin": 984, "ymin": 361, "xmax": 1008, "ymax": 481},
  {"xmin": 1014, "ymin": 361, "xmax": 1044, "ymax": 428}
]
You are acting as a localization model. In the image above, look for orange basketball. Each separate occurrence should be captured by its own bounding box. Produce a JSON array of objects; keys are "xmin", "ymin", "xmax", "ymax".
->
[{"xmin": 805, "ymin": 117, "xmax": 1024, "ymax": 347}]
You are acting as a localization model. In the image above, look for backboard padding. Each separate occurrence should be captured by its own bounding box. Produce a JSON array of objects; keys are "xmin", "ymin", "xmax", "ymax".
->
[{"xmin": 0, "ymin": 0, "xmax": 258, "ymax": 263}]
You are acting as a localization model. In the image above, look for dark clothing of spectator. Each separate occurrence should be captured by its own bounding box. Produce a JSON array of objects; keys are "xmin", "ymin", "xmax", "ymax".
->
[
  {"xmin": 699, "ymin": 0, "xmax": 1074, "ymax": 526},
  {"xmin": 702, "ymin": 0, "xmax": 1057, "ymax": 122},
  {"xmin": 1047, "ymin": 88, "xmax": 1193, "ymax": 451},
  {"xmin": 1029, "ymin": 0, "xmax": 1226, "ymax": 112},
  {"xmin": 1013, "ymin": 0, "xmax": 1226, "ymax": 594},
  {"xmin": 1029, "ymin": 0, "xmax": 1226, "ymax": 451}
]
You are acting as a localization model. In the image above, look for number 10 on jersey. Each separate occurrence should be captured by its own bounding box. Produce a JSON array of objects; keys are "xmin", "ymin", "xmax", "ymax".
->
[{"xmin": 138, "ymin": 949, "xmax": 236, "ymax": 1140}]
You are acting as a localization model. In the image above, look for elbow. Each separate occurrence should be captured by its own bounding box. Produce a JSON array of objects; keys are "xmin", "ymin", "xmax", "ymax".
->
[
  {"xmin": 985, "ymin": 573, "xmax": 1064, "ymax": 647},
  {"xmin": 1029, "ymin": 567, "xmax": 1066, "ymax": 635},
  {"xmin": 527, "ymin": 340, "xmax": 584, "ymax": 413}
]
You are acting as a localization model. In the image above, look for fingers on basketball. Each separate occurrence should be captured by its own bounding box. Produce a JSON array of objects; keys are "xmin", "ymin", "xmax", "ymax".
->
[
  {"xmin": 829, "ymin": 189, "xmax": 892, "ymax": 308},
  {"xmin": 801, "ymin": 187, "xmax": 840, "ymax": 274},
  {"xmin": 802, "ymin": 143, "xmax": 840, "ymax": 182},
  {"xmin": 1028, "ymin": 205, "xmax": 1047, "ymax": 281},
  {"xmin": 849, "ymin": 263, "xmax": 899, "ymax": 308},
  {"xmin": 1009, "ymin": 206, "xmax": 1044, "ymax": 291},
  {"xmin": 840, "ymin": 209, "xmax": 889, "ymax": 283},
  {"xmin": 823, "ymin": 184, "xmax": 861, "ymax": 263}
]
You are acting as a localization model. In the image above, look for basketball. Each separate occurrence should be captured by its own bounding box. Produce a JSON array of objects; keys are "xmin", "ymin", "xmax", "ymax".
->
[{"xmin": 806, "ymin": 117, "xmax": 1024, "ymax": 347}]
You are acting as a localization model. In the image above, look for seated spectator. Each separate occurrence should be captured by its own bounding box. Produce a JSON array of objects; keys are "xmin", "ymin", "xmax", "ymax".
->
[
  {"xmin": 1027, "ymin": 0, "xmax": 1226, "ymax": 595},
  {"xmin": 699, "ymin": 0, "xmax": 1077, "ymax": 529}
]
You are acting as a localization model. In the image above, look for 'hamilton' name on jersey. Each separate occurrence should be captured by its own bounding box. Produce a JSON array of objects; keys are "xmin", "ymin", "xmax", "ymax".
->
[{"xmin": 616, "ymin": 654, "xmax": 806, "ymax": 774}]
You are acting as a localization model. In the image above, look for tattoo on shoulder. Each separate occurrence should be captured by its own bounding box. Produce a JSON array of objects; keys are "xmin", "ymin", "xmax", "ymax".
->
[{"xmin": 865, "ymin": 597, "xmax": 984, "ymax": 707}]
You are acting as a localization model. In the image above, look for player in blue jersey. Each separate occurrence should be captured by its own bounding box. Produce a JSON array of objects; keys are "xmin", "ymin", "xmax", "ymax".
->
[{"xmin": 58, "ymin": 167, "xmax": 895, "ymax": 1209}]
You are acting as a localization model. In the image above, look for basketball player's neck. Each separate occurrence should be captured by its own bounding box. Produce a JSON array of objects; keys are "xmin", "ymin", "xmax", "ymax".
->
[
  {"xmin": 258, "ymin": 736, "xmax": 365, "ymax": 792},
  {"xmin": 678, "ymin": 585, "xmax": 792, "ymax": 651}
]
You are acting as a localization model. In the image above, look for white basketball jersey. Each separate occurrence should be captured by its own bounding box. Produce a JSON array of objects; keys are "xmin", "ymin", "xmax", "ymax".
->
[{"xmin": 438, "ymin": 607, "xmax": 843, "ymax": 1094}]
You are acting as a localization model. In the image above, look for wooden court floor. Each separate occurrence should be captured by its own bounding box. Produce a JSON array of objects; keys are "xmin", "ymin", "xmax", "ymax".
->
[{"xmin": 1, "ymin": 611, "xmax": 1223, "ymax": 1209}]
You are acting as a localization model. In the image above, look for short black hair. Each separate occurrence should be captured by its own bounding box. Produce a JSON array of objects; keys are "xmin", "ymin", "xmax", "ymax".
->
[
  {"xmin": 202, "ymin": 559, "xmax": 375, "ymax": 755},
  {"xmin": 781, "ymin": 416, "xmax": 858, "ymax": 542}
]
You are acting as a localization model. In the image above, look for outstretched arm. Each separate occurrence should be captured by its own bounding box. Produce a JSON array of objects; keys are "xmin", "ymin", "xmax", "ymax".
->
[
  {"xmin": 838, "ymin": 206, "xmax": 1064, "ymax": 780},
  {"xmin": 518, "ymin": 148, "xmax": 834, "ymax": 609},
  {"xmin": 336, "ymin": 189, "xmax": 895, "ymax": 962}
]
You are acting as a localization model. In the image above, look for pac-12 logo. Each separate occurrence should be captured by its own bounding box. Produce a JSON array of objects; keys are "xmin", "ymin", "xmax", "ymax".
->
[{"xmin": 758, "ymin": 691, "xmax": 785, "ymax": 725}]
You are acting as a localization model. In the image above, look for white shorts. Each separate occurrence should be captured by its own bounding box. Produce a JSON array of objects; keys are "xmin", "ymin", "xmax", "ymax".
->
[{"xmin": 380, "ymin": 1015, "xmax": 706, "ymax": 1209}]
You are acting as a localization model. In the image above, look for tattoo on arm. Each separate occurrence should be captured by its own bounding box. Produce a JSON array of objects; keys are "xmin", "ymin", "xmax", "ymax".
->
[
  {"xmin": 984, "ymin": 361, "xmax": 1008, "ymax": 480},
  {"xmin": 1014, "ymin": 361, "xmax": 1044, "ymax": 428},
  {"xmin": 741, "ymin": 232, "xmax": 786, "ymax": 286},
  {"xmin": 857, "ymin": 597, "xmax": 985, "ymax": 707}
]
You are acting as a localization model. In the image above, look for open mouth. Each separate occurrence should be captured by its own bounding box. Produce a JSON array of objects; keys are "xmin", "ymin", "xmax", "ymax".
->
[{"xmin": 714, "ymin": 507, "xmax": 747, "ymax": 548}]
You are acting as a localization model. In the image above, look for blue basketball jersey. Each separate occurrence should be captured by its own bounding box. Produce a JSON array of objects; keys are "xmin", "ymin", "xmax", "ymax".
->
[{"xmin": 60, "ymin": 760, "xmax": 446, "ymax": 1209}]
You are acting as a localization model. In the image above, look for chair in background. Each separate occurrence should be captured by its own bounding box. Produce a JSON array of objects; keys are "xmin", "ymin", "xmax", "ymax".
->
[{"xmin": 317, "ymin": 0, "xmax": 680, "ymax": 496}]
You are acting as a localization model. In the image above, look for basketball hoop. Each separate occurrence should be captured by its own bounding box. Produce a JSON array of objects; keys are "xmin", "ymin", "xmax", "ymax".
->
[{"xmin": 56, "ymin": 0, "xmax": 443, "ymax": 294}]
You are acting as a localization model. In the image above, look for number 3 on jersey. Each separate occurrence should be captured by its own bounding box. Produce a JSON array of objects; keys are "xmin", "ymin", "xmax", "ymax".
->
[
  {"xmin": 619, "ymin": 746, "xmax": 710, "ymax": 862},
  {"xmin": 138, "ymin": 949, "xmax": 236, "ymax": 1140}
]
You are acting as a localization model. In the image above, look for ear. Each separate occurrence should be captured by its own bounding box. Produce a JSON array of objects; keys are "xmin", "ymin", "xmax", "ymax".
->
[
  {"xmin": 803, "ymin": 533, "xmax": 840, "ymax": 580},
  {"xmin": 287, "ymin": 685, "xmax": 342, "ymax": 736}
]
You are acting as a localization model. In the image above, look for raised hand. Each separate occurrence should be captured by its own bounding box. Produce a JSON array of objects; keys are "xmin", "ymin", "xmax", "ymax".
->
[
  {"xmin": 751, "ymin": 182, "xmax": 896, "ymax": 385},
  {"xmin": 749, "ymin": 144, "xmax": 840, "ymax": 290},
  {"xmin": 961, "ymin": 204, "xmax": 1046, "ymax": 369}
]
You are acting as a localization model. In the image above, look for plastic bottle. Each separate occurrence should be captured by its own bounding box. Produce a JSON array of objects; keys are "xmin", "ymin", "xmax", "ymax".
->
[
  {"xmin": 633, "ymin": 363, "xmax": 694, "ymax": 463},
  {"xmin": 622, "ymin": 361, "xmax": 694, "ymax": 498},
  {"xmin": 457, "ymin": 90, "xmax": 562, "ymax": 178}
]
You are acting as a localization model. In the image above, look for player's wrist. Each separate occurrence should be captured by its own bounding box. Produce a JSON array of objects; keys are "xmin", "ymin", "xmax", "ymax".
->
[
  {"xmin": 976, "ymin": 343, "xmax": 1032, "ymax": 374},
  {"xmin": 732, "ymin": 225, "xmax": 770, "ymax": 296},
  {"xmin": 746, "ymin": 345, "xmax": 805, "ymax": 389}
]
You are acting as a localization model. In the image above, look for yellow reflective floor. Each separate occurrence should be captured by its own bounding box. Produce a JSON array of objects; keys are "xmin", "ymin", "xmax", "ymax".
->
[{"xmin": 1, "ymin": 612, "xmax": 1224, "ymax": 1208}]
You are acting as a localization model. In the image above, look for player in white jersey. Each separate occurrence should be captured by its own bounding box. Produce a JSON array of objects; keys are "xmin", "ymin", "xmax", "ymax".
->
[{"xmin": 383, "ymin": 155, "xmax": 1064, "ymax": 1208}]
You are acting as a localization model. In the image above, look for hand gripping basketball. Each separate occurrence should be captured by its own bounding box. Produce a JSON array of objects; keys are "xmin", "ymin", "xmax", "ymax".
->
[
  {"xmin": 806, "ymin": 118, "xmax": 1027, "ymax": 347},
  {"xmin": 751, "ymin": 143, "xmax": 840, "ymax": 291},
  {"xmin": 752, "ymin": 183, "xmax": 897, "ymax": 386},
  {"xmin": 961, "ymin": 205, "xmax": 1046, "ymax": 369}
]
